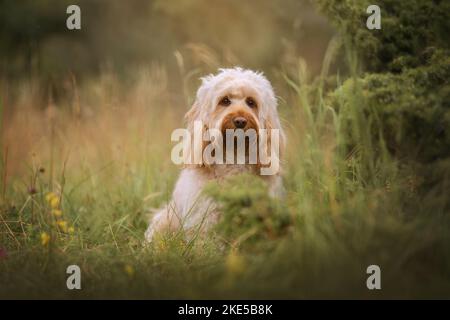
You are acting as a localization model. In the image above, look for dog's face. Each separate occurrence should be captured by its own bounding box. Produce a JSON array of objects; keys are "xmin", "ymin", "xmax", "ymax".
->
[
  {"xmin": 185, "ymin": 67, "xmax": 285, "ymax": 168},
  {"xmin": 211, "ymin": 86, "xmax": 261, "ymax": 134}
]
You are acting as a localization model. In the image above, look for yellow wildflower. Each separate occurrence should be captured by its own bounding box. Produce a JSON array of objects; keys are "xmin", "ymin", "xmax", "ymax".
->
[
  {"xmin": 226, "ymin": 250, "xmax": 245, "ymax": 275},
  {"xmin": 68, "ymin": 226, "xmax": 75, "ymax": 234},
  {"xmin": 50, "ymin": 197, "xmax": 60, "ymax": 209},
  {"xmin": 124, "ymin": 265, "xmax": 135, "ymax": 277},
  {"xmin": 56, "ymin": 220, "xmax": 68, "ymax": 233},
  {"xmin": 45, "ymin": 192, "xmax": 57, "ymax": 203},
  {"xmin": 40, "ymin": 232, "xmax": 50, "ymax": 246},
  {"xmin": 52, "ymin": 209, "xmax": 63, "ymax": 217},
  {"xmin": 45, "ymin": 192, "xmax": 60, "ymax": 208}
]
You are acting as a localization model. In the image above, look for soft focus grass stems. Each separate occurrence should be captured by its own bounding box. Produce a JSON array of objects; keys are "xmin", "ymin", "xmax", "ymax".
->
[
  {"xmin": 273, "ymin": 40, "xmax": 449, "ymax": 298},
  {"xmin": 0, "ymin": 63, "xmax": 222, "ymax": 298}
]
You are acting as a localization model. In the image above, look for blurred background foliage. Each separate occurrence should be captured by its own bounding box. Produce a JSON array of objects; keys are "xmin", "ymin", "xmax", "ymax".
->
[
  {"xmin": 318, "ymin": 0, "xmax": 449, "ymax": 207},
  {"xmin": 0, "ymin": 0, "xmax": 334, "ymax": 95},
  {"xmin": 317, "ymin": 0, "xmax": 450, "ymax": 72}
]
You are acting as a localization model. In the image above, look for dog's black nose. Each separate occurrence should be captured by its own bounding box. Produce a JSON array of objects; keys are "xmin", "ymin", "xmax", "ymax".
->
[{"xmin": 233, "ymin": 117, "xmax": 247, "ymax": 128}]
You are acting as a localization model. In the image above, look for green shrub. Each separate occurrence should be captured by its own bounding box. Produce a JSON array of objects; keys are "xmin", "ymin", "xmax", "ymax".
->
[
  {"xmin": 317, "ymin": 0, "xmax": 450, "ymax": 209},
  {"xmin": 204, "ymin": 174, "xmax": 291, "ymax": 247},
  {"xmin": 316, "ymin": 0, "xmax": 450, "ymax": 72}
]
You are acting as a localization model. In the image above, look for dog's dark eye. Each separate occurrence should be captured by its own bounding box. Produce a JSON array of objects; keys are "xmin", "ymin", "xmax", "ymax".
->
[
  {"xmin": 246, "ymin": 97, "xmax": 257, "ymax": 108},
  {"xmin": 219, "ymin": 96, "xmax": 231, "ymax": 106}
]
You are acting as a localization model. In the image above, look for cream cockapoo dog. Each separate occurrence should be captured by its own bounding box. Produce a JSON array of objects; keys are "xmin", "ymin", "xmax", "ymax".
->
[{"xmin": 145, "ymin": 67, "xmax": 285, "ymax": 242}]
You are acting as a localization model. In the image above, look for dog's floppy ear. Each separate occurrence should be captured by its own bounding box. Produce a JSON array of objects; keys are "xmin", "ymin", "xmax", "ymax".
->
[
  {"xmin": 184, "ymin": 100, "xmax": 209, "ymax": 167},
  {"xmin": 185, "ymin": 101, "xmax": 201, "ymax": 128},
  {"xmin": 261, "ymin": 111, "xmax": 286, "ymax": 173}
]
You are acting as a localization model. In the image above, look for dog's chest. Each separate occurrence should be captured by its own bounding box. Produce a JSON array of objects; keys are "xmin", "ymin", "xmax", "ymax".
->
[{"xmin": 211, "ymin": 164, "xmax": 258, "ymax": 181}]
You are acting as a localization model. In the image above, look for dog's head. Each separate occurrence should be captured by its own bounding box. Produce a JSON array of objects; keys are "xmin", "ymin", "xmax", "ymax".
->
[{"xmin": 184, "ymin": 67, "xmax": 285, "ymax": 169}]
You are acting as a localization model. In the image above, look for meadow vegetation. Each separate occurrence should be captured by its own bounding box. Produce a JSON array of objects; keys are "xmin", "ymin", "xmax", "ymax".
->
[{"xmin": 0, "ymin": 0, "xmax": 449, "ymax": 298}]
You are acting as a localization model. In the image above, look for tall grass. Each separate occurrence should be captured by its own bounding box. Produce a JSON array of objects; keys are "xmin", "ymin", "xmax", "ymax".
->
[{"xmin": 1, "ymin": 41, "xmax": 449, "ymax": 299}]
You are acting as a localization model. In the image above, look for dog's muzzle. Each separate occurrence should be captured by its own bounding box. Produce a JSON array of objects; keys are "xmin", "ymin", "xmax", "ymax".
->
[{"xmin": 221, "ymin": 111, "xmax": 259, "ymax": 133}]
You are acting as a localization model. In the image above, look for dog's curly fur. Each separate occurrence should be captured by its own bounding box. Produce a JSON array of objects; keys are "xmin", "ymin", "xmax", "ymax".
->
[{"xmin": 145, "ymin": 67, "xmax": 285, "ymax": 242}]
